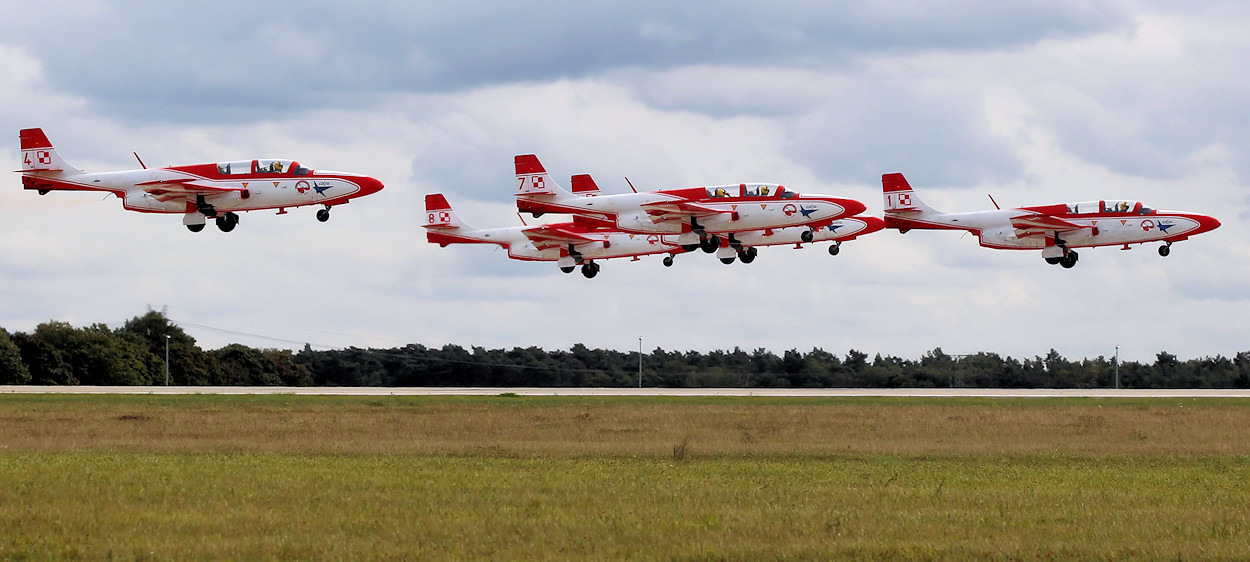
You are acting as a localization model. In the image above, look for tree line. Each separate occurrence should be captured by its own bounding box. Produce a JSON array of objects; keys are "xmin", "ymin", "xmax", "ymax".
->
[{"xmin": 2, "ymin": 310, "xmax": 1249, "ymax": 388}]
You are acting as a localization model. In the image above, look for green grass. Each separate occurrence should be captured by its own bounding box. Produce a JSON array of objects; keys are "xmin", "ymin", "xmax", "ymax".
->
[
  {"xmin": 1, "ymin": 453, "xmax": 1248, "ymax": 559},
  {"xmin": 3, "ymin": 395, "xmax": 1250, "ymax": 559}
]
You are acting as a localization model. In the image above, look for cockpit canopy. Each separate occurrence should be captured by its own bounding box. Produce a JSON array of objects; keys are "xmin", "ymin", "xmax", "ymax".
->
[
  {"xmin": 704, "ymin": 183, "xmax": 796, "ymax": 199},
  {"xmin": 1067, "ymin": 200, "xmax": 1154, "ymax": 216},
  {"xmin": 216, "ymin": 159, "xmax": 312, "ymax": 176}
]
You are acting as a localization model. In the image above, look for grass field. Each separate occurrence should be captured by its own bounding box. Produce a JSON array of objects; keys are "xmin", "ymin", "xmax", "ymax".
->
[{"xmin": 1, "ymin": 395, "xmax": 1249, "ymax": 559}]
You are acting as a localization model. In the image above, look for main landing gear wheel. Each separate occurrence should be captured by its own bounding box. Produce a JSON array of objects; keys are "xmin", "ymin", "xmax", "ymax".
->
[
  {"xmin": 737, "ymin": 247, "xmax": 758, "ymax": 264},
  {"xmin": 216, "ymin": 212, "xmax": 239, "ymax": 232},
  {"xmin": 1045, "ymin": 257, "xmax": 1062, "ymax": 265},
  {"xmin": 662, "ymin": 255, "xmax": 674, "ymax": 267},
  {"xmin": 1159, "ymin": 243, "xmax": 1172, "ymax": 257},
  {"xmin": 700, "ymin": 235, "xmax": 720, "ymax": 254},
  {"xmin": 800, "ymin": 229, "xmax": 814, "ymax": 243},
  {"xmin": 828, "ymin": 243, "xmax": 841, "ymax": 256},
  {"xmin": 186, "ymin": 223, "xmax": 205, "ymax": 233},
  {"xmin": 680, "ymin": 244, "xmax": 700, "ymax": 252},
  {"xmin": 316, "ymin": 207, "xmax": 331, "ymax": 222},
  {"xmin": 560, "ymin": 266, "xmax": 575, "ymax": 274},
  {"xmin": 720, "ymin": 255, "xmax": 736, "ymax": 265},
  {"xmin": 581, "ymin": 262, "xmax": 600, "ymax": 278},
  {"xmin": 1059, "ymin": 251, "xmax": 1079, "ymax": 269}
]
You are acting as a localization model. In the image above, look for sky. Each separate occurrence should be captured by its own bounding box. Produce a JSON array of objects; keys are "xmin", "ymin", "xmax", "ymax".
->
[{"xmin": 1, "ymin": 1, "xmax": 1248, "ymax": 364}]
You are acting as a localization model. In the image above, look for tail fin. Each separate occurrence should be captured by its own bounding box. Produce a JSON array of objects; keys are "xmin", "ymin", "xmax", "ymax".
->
[
  {"xmin": 882, "ymin": 173, "xmax": 939, "ymax": 215},
  {"xmin": 570, "ymin": 174, "xmax": 600, "ymax": 196},
  {"xmin": 515, "ymin": 154, "xmax": 556, "ymax": 196},
  {"xmin": 20, "ymin": 128, "xmax": 80, "ymax": 173},
  {"xmin": 424, "ymin": 193, "xmax": 468, "ymax": 229}
]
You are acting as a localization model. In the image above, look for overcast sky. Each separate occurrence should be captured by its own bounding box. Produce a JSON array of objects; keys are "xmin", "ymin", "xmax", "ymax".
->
[{"xmin": 1, "ymin": 1, "xmax": 1247, "ymax": 364}]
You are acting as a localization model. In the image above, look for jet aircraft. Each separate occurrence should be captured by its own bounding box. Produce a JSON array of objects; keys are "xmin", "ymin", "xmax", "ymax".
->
[
  {"xmin": 424, "ymin": 194, "xmax": 683, "ymax": 278},
  {"xmin": 19, "ymin": 128, "xmax": 384, "ymax": 232},
  {"xmin": 565, "ymin": 174, "xmax": 886, "ymax": 265},
  {"xmin": 514, "ymin": 155, "xmax": 868, "ymax": 253},
  {"xmin": 882, "ymin": 173, "xmax": 1221, "ymax": 268}
]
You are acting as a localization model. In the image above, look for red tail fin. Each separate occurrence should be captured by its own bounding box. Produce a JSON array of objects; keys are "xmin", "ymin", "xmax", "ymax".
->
[{"xmin": 570, "ymin": 174, "xmax": 600, "ymax": 195}]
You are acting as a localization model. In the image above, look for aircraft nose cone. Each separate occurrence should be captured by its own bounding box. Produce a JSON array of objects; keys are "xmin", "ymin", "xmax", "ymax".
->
[
  {"xmin": 361, "ymin": 176, "xmax": 385, "ymax": 196},
  {"xmin": 1202, "ymin": 214, "xmax": 1222, "ymax": 232},
  {"xmin": 842, "ymin": 198, "xmax": 867, "ymax": 217}
]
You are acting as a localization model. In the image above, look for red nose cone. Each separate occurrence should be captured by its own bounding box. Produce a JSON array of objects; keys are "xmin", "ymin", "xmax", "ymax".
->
[
  {"xmin": 842, "ymin": 198, "xmax": 867, "ymax": 217},
  {"xmin": 360, "ymin": 176, "xmax": 385, "ymax": 197},
  {"xmin": 1197, "ymin": 214, "xmax": 1221, "ymax": 233}
]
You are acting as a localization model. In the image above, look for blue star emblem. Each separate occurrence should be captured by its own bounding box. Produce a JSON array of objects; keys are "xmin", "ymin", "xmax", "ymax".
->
[
  {"xmin": 798, "ymin": 206, "xmax": 816, "ymax": 218},
  {"xmin": 313, "ymin": 182, "xmax": 333, "ymax": 195},
  {"xmin": 825, "ymin": 223, "xmax": 842, "ymax": 233},
  {"xmin": 1156, "ymin": 221, "xmax": 1174, "ymax": 233}
]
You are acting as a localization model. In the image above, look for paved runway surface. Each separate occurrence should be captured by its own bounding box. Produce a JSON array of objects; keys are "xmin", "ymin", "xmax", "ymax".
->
[{"xmin": 3, "ymin": 386, "xmax": 1249, "ymax": 398}]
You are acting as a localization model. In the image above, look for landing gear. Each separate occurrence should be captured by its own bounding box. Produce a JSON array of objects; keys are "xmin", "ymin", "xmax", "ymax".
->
[
  {"xmin": 186, "ymin": 223, "xmax": 205, "ymax": 233},
  {"xmin": 1159, "ymin": 242, "xmax": 1172, "ymax": 257},
  {"xmin": 1044, "ymin": 257, "xmax": 1061, "ymax": 265},
  {"xmin": 215, "ymin": 212, "xmax": 239, "ymax": 232},
  {"xmin": 662, "ymin": 255, "xmax": 674, "ymax": 267},
  {"xmin": 828, "ymin": 242, "xmax": 841, "ymax": 256},
  {"xmin": 581, "ymin": 262, "xmax": 600, "ymax": 278},
  {"xmin": 560, "ymin": 266, "xmax": 575, "ymax": 274},
  {"xmin": 1059, "ymin": 251, "xmax": 1079, "ymax": 269},
  {"xmin": 700, "ymin": 234, "xmax": 720, "ymax": 254},
  {"xmin": 316, "ymin": 206, "xmax": 331, "ymax": 222},
  {"xmin": 800, "ymin": 229, "xmax": 814, "ymax": 243},
  {"xmin": 719, "ymin": 255, "xmax": 736, "ymax": 265},
  {"xmin": 737, "ymin": 247, "xmax": 758, "ymax": 264}
]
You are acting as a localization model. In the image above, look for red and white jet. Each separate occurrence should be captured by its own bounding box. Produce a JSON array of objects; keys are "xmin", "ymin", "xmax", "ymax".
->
[
  {"xmin": 424, "ymin": 194, "xmax": 684, "ymax": 278},
  {"xmin": 882, "ymin": 173, "xmax": 1221, "ymax": 268},
  {"xmin": 19, "ymin": 128, "xmax": 384, "ymax": 232},
  {"xmin": 514, "ymin": 155, "xmax": 868, "ymax": 254},
  {"xmin": 565, "ymin": 173, "xmax": 886, "ymax": 265}
]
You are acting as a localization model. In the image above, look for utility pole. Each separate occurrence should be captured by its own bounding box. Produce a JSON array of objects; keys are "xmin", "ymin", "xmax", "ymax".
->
[
  {"xmin": 1114, "ymin": 346, "xmax": 1120, "ymax": 389},
  {"xmin": 637, "ymin": 337, "xmax": 643, "ymax": 388},
  {"xmin": 164, "ymin": 334, "xmax": 171, "ymax": 386}
]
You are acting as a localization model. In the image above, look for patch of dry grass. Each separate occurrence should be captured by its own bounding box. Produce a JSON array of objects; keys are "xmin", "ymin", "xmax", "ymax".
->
[{"xmin": 0, "ymin": 395, "xmax": 1247, "ymax": 456}]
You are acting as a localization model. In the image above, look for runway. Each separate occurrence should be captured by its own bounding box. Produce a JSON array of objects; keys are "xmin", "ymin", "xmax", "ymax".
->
[{"xmin": 2, "ymin": 386, "xmax": 1249, "ymax": 398}]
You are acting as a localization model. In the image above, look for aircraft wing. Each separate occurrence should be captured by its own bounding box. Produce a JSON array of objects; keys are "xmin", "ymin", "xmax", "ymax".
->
[
  {"xmin": 639, "ymin": 200, "xmax": 731, "ymax": 223},
  {"xmin": 1010, "ymin": 213, "xmax": 1087, "ymax": 237},
  {"xmin": 522, "ymin": 224, "xmax": 604, "ymax": 250},
  {"xmin": 134, "ymin": 178, "xmax": 247, "ymax": 201}
]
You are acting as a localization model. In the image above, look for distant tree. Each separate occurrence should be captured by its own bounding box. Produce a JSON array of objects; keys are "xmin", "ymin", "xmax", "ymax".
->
[
  {"xmin": 0, "ymin": 328, "xmax": 31, "ymax": 384},
  {"xmin": 30, "ymin": 321, "xmax": 158, "ymax": 385},
  {"xmin": 212, "ymin": 344, "xmax": 281, "ymax": 385},
  {"xmin": 118, "ymin": 309, "xmax": 213, "ymax": 385}
]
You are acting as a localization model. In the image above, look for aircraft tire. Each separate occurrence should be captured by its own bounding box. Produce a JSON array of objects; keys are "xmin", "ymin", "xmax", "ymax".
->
[
  {"xmin": 700, "ymin": 235, "xmax": 720, "ymax": 253},
  {"xmin": 1060, "ymin": 252, "xmax": 1078, "ymax": 269},
  {"xmin": 828, "ymin": 244, "xmax": 841, "ymax": 256},
  {"xmin": 680, "ymin": 244, "xmax": 699, "ymax": 252},
  {"xmin": 216, "ymin": 214, "xmax": 238, "ymax": 232},
  {"xmin": 1159, "ymin": 245, "xmax": 1171, "ymax": 257},
  {"xmin": 186, "ymin": 223, "xmax": 205, "ymax": 233},
  {"xmin": 1045, "ymin": 257, "xmax": 1061, "ymax": 265},
  {"xmin": 663, "ymin": 256, "xmax": 674, "ymax": 267},
  {"xmin": 800, "ymin": 229, "xmax": 814, "ymax": 243},
  {"xmin": 581, "ymin": 263, "xmax": 599, "ymax": 278},
  {"xmin": 316, "ymin": 208, "xmax": 331, "ymax": 222},
  {"xmin": 738, "ymin": 249, "xmax": 756, "ymax": 264},
  {"xmin": 560, "ymin": 266, "xmax": 575, "ymax": 274},
  {"xmin": 720, "ymin": 256, "xmax": 736, "ymax": 265}
]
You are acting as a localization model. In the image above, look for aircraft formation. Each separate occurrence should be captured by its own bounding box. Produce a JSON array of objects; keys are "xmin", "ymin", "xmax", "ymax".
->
[{"xmin": 17, "ymin": 128, "xmax": 1222, "ymax": 276}]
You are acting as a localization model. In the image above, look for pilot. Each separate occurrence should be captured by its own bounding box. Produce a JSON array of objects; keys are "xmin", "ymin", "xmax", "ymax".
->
[
  {"xmin": 273, "ymin": 162, "xmax": 284, "ymax": 173},
  {"xmin": 760, "ymin": 186, "xmax": 770, "ymax": 196},
  {"xmin": 714, "ymin": 187, "xmax": 728, "ymax": 197}
]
